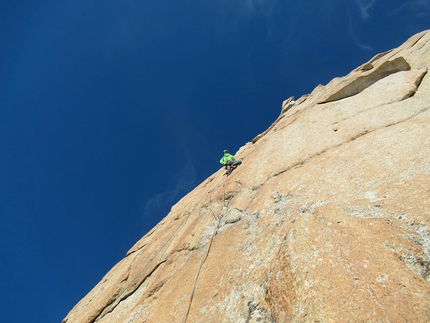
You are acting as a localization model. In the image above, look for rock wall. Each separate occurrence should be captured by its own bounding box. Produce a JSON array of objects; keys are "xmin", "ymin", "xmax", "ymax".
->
[{"xmin": 63, "ymin": 30, "xmax": 430, "ymax": 323}]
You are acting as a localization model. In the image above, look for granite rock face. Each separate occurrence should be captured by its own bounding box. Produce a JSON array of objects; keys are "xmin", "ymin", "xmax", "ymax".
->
[{"xmin": 63, "ymin": 30, "xmax": 430, "ymax": 323}]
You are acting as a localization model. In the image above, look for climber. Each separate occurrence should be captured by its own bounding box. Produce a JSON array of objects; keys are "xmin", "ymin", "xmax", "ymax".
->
[{"xmin": 220, "ymin": 150, "xmax": 242, "ymax": 176}]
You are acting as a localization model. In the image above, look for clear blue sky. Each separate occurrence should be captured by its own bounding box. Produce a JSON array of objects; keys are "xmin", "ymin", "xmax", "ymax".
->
[{"xmin": 1, "ymin": 1, "xmax": 429, "ymax": 322}]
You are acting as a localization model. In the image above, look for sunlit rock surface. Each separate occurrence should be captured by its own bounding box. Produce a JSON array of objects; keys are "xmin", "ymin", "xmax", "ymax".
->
[{"xmin": 63, "ymin": 30, "xmax": 430, "ymax": 323}]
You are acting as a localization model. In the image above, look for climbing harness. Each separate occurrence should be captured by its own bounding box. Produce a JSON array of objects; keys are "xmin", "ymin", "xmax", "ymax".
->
[{"xmin": 224, "ymin": 160, "xmax": 242, "ymax": 176}]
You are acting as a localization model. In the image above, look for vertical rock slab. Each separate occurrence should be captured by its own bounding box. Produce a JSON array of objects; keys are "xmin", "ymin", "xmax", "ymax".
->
[{"xmin": 63, "ymin": 30, "xmax": 430, "ymax": 323}]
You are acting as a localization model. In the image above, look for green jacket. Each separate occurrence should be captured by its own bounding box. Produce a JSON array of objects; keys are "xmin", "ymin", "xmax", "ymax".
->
[{"xmin": 220, "ymin": 153, "xmax": 235, "ymax": 165}]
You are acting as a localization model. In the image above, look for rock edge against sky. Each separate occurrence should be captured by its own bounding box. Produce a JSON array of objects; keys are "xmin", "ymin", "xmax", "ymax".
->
[{"xmin": 64, "ymin": 30, "xmax": 430, "ymax": 323}]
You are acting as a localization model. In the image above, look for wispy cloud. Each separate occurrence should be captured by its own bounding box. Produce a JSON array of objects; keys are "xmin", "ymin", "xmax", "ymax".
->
[
  {"xmin": 142, "ymin": 137, "xmax": 197, "ymax": 222},
  {"xmin": 343, "ymin": 7, "xmax": 373, "ymax": 51},
  {"xmin": 352, "ymin": 37, "xmax": 373, "ymax": 50},
  {"xmin": 214, "ymin": 0, "xmax": 280, "ymax": 38},
  {"xmin": 243, "ymin": 0, "xmax": 278, "ymax": 15},
  {"xmin": 391, "ymin": 0, "xmax": 430, "ymax": 18},
  {"xmin": 244, "ymin": 0, "xmax": 281, "ymax": 40},
  {"xmin": 354, "ymin": 0, "xmax": 378, "ymax": 20},
  {"xmin": 142, "ymin": 160, "xmax": 197, "ymax": 220}
]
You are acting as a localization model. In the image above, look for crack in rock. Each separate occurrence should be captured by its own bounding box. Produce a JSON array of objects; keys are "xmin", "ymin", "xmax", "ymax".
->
[{"xmin": 93, "ymin": 258, "xmax": 167, "ymax": 322}]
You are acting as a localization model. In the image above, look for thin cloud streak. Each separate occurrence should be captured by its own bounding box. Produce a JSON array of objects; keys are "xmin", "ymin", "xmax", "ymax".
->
[
  {"xmin": 142, "ymin": 160, "xmax": 197, "ymax": 222},
  {"xmin": 341, "ymin": 0, "xmax": 374, "ymax": 51},
  {"xmin": 347, "ymin": 10, "xmax": 373, "ymax": 51},
  {"xmin": 242, "ymin": 0, "xmax": 277, "ymax": 13},
  {"xmin": 390, "ymin": 0, "xmax": 430, "ymax": 18},
  {"xmin": 354, "ymin": 0, "xmax": 377, "ymax": 20}
]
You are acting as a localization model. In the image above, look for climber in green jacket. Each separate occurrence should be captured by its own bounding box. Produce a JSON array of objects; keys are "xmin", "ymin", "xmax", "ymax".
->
[{"xmin": 220, "ymin": 150, "xmax": 242, "ymax": 175}]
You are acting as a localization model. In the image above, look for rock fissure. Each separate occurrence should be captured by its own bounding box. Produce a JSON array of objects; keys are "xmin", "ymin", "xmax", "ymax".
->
[
  {"xmin": 147, "ymin": 278, "xmax": 169, "ymax": 298},
  {"xmin": 125, "ymin": 243, "xmax": 147, "ymax": 257},
  {"xmin": 410, "ymin": 68, "xmax": 428, "ymax": 94},
  {"xmin": 94, "ymin": 257, "xmax": 168, "ymax": 322},
  {"xmin": 410, "ymin": 33, "xmax": 428, "ymax": 50},
  {"xmin": 417, "ymin": 38, "xmax": 430, "ymax": 52}
]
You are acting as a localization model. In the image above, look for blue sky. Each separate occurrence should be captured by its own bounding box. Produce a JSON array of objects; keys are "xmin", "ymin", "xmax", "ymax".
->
[{"xmin": 1, "ymin": 0, "xmax": 429, "ymax": 322}]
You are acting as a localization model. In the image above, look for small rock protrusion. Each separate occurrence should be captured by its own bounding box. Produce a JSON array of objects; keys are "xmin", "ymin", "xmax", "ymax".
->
[{"xmin": 359, "ymin": 63, "xmax": 374, "ymax": 71}]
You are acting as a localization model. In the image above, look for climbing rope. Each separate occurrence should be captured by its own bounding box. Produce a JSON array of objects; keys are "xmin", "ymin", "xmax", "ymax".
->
[
  {"xmin": 94, "ymin": 172, "xmax": 225, "ymax": 322},
  {"xmin": 181, "ymin": 172, "xmax": 230, "ymax": 323},
  {"xmin": 180, "ymin": 215, "xmax": 221, "ymax": 323}
]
